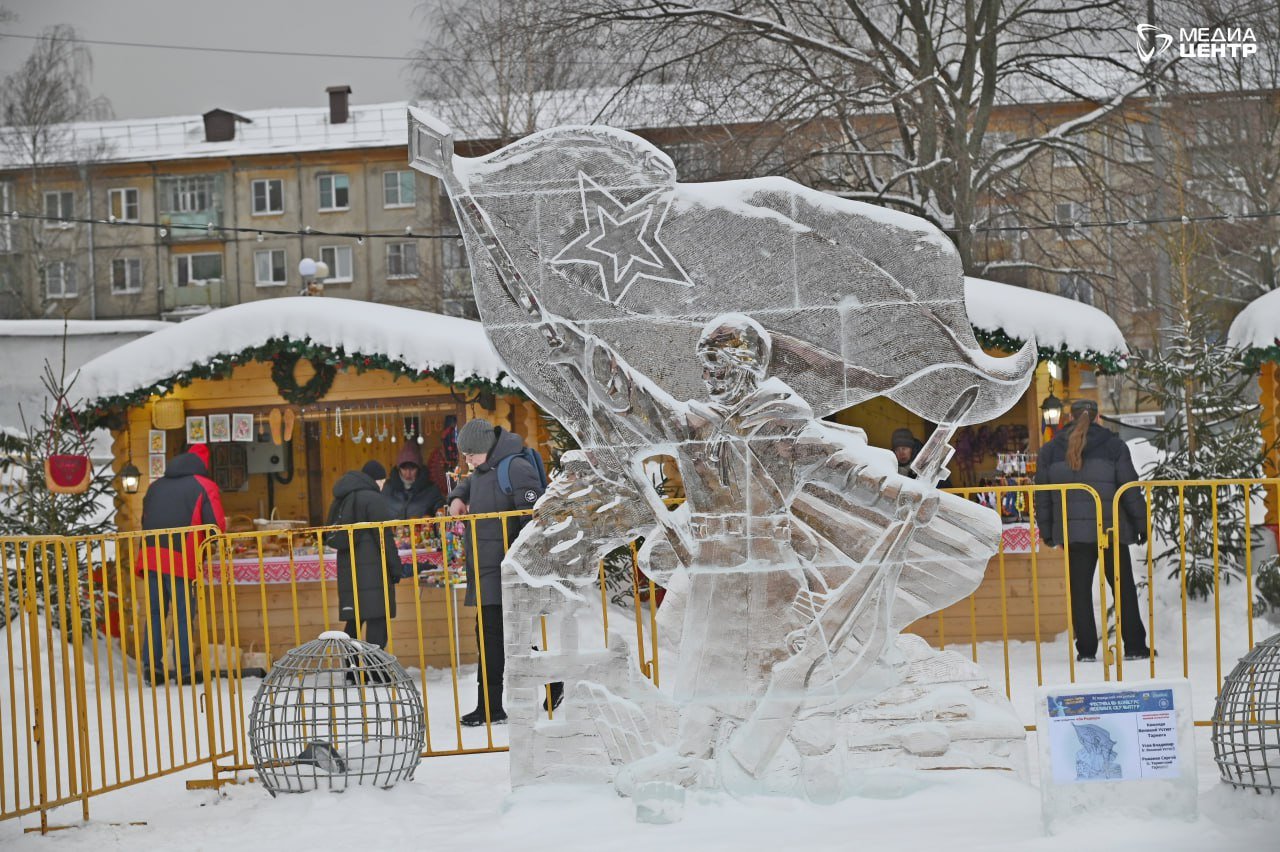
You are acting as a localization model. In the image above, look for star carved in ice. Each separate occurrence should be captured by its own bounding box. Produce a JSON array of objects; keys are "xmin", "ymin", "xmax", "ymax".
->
[{"xmin": 551, "ymin": 172, "xmax": 692, "ymax": 303}]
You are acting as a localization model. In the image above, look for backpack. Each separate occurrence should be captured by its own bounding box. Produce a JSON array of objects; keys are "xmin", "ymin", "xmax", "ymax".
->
[
  {"xmin": 496, "ymin": 447, "xmax": 547, "ymax": 497},
  {"xmin": 324, "ymin": 492, "xmax": 366, "ymax": 552}
]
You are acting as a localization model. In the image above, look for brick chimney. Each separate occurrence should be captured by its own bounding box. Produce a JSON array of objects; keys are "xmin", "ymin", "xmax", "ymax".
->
[{"xmin": 326, "ymin": 85, "xmax": 352, "ymax": 124}]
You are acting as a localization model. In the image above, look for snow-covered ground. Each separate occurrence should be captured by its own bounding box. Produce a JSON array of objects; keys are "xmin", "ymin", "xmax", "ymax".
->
[{"xmin": 2, "ymin": 571, "xmax": 1278, "ymax": 849}]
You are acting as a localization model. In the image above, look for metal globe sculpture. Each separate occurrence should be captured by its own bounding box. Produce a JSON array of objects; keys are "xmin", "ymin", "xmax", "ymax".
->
[
  {"xmin": 248, "ymin": 631, "xmax": 425, "ymax": 795},
  {"xmin": 1212, "ymin": 632, "xmax": 1280, "ymax": 792}
]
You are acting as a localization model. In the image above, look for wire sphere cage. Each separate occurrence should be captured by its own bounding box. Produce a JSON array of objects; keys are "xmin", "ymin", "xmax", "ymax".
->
[
  {"xmin": 1212, "ymin": 631, "xmax": 1280, "ymax": 793},
  {"xmin": 248, "ymin": 631, "xmax": 425, "ymax": 795}
]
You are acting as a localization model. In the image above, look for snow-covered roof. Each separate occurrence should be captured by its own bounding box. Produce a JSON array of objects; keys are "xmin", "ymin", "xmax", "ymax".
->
[
  {"xmin": 73, "ymin": 297, "xmax": 508, "ymax": 406},
  {"xmin": 1227, "ymin": 288, "xmax": 1280, "ymax": 350},
  {"xmin": 0, "ymin": 319, "xmax": 171, "ymax": 337},
  {"xmin": 0, "ymin": 85, "xmax": 750, "ymax": 171},
  {"xmin": 964, "ymin": 276, "xmax": 1128, "ymax": 359}
]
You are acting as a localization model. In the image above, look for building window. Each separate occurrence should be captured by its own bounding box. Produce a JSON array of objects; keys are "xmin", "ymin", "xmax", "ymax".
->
[
  {"xmin": 0, "ymin": 182, "xmax": 11, "ymax": 251},
  {"xmin": 43, "ymin": 261, "xmax": 77, "ymax": 298},
  {"xmin": 1118, "ymin": 128, "xmax": 1151, "ymax": 163},
  {"xmin": 383, "ymin": 170, "xmax": 415, "ymax": 207},
  {"xmin": 1055, "ymin": 201, "xmax": 1079, "ymax": 238},
  {"xmin": 318, "ymin": 174, "xmax": 349, "ymax": 211},
  {"xmin": 320, "ymin": 245, "xmax": 353, "ymax": 282},
  {"xmin": 111, "ymin": 257, "xmax": 143, "ymax": 294},
  {"xmin": 108, "ymin": 187, "xmax": 140, "ymax": 222},
  {"xmin": 44, "ymin": 190, "xmax": 74, "ymax": 226},
  {"xmin": 1058, "ymin": 273, "xmax": 1093, "ymax": 306},
  {"xmin": 251, "ymin": 179, "xmax": 284, "ymax": 215},
  {"xmin": 175, "ymin": 252, "xmax": 223, "ymax": 286},
  {"xmin": 254, "ymin": 249, "xmax": 287, "ymax": 286},
  {"xmin": 386, "ymin": 242, "xmax": 418, "ymax": 279},
  {"xmin": 162, "ymin": 176, "xmax": 216, "ymax": 214}
]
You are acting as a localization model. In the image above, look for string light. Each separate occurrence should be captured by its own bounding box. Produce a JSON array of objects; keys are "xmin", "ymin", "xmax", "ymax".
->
[{"xmin": 2, "ymin": 210, "xmax": 458, "ymax": 240}]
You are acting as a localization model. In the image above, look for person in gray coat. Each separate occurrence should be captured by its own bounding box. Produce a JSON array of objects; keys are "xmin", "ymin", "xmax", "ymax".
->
[
  {"xmin": 447, "ymin": 418, "xmax": 545, "ymax": 726},
  {"xmin": 327, "ymin": 460, "xmax": 400, "ymax": 651},
  {"xmin": 1034, "ymin": 399, "xmax": 1151, "ymax": 663}
]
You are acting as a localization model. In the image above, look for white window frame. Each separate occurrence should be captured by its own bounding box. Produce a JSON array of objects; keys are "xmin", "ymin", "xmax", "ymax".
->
[
  {"xmin": 320, "ymin": 245, "xmax": 354, "ymax": 283},
  {"xmin": 43, "ymin": 190, "xmax": 74, "ymax": 228},
  {"xmin": 175, "ymin": 252, "xmax": 223, "ymax": 287},
  {"xmin": 164, "ymin": 176, "xmax": 215, "ymax": 214},
  {"xmin": 386, "ymin": 242, "xmax": 418, "ymax": 279},
  {"xmin": 107, "ymin": 187, "xmax": 140, "ymax": 222},
  {"xmin": 111, "ymin": 257, "xmax": 143, "ymax": 294},
  {"xmin": 254, "ymin": 248, "xmax": 288, "ymax": 287},
  {"xmin": 43, "ymin": 261, "xmax": 77, "ymax": 299},
  {"xmin": 318, "ymin": 173, "xmax": 350, "ymax": 211},
  {"xmin": 251, "ymin": 178, "xmax": 284, "ymax": 216},
  {"xmin": 1058, "ymin": 273, "xmax": 1093, "ymax": 306},
  {"xmin": 382, "ymin": 170, "xmax": 415, "ymax": 208}
]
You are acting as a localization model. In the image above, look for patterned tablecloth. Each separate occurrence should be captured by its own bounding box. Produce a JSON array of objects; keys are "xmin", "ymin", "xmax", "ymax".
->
[
  {"xmin": 221, "ymin": 548, "xmax": 450, "ymax": 585},
  {"xmin": 1000, "ymin": 523, "xmax": 1039, "ymax": 553}
]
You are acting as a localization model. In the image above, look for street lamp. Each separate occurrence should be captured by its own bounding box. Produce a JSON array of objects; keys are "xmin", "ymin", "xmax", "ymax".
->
[{"xmin": 298, "ymin": 257, "xmax": 330, "ymax": 296}]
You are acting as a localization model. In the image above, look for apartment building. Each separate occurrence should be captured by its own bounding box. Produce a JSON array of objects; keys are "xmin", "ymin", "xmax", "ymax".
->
[{"xmin": 0, "ymin": 87, "xmax": 470, "ymax": 320}]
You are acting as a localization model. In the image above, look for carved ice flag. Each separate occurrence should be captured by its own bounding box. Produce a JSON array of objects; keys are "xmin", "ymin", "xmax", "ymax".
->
[{"xmin": 408, "ymin": 109, "xmax": 1035, "ymax": 444}]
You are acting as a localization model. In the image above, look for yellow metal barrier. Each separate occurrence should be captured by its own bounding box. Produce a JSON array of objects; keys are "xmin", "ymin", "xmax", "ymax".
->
[
  {"xmin": 199, "ymin": 509, "xmax": 659, "ymax": 772},
  {"xmin": 4, "ymin": 478, "xmax": 1275, "ymax": 827},
  {"xmin": 0, "ymin": 527, "xmax": 237, "ymax": 831}
]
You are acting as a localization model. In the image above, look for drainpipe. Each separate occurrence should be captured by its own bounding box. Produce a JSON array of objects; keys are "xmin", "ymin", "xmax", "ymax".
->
[
  {"xmin": 152, "ymin": 163, "xmax": 163, "ymax": 319},
  {"xmin": 81, "ymin": 164, "xmax": 97, "ymax": 319}
]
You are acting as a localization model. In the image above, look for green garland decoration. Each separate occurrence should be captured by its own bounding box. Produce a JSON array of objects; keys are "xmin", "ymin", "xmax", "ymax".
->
[
  {"xmin": 80, "ymin": 336, "xmax": 522, "ymax": 428},
  {"xmin": 1242, "ymin": 343, "xmax": 1280, "ymax": 371},
  {"xmin": 270, "ymin": 351, "xmax": 337, "ymax": 405},
  {"xmin": 972, "ymin": 326, "xmax": 1129, "ymax": 375}
]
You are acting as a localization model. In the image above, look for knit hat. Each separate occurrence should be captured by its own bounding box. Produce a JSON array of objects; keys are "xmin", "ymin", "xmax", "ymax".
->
[
  {"xmin": 361, "ymin": 460, "xmax": 387, "ymax": 480},
  {"xmin": 457, "ymin": 418, "xmax": 497, "ymax": 456},
  {"xmin": 1070, "ymin": 398, "xmax": 1099, "ymax": 415},
  {"xmin": 394, "ymin": 443, "xmax": 423, "ymax": 468},
  {"xmin": 891, "ymin": 428, "xmax": 917, "ymax": 449}
]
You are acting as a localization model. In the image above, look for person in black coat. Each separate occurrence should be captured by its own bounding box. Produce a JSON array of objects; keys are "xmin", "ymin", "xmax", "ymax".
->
[
  {"xmin": 1034, "ymin": 399, "xmax": 1151, "ymax": 663},
  {"xmin": 382, "ymin": 443, "xmax": 445, "ymax": 520},
  {"xmin": 327, "ymin": 460, "xmax": 400, "ymax": 650},
  {"xmin": 447, "ymin": 418, "xmax": 545, "ymax": 726}
]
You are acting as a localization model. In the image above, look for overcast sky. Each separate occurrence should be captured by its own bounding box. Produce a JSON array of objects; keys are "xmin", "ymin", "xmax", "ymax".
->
[{"xmin": 0, "ymin": 0, "xmax": 428, "ymax": 119}]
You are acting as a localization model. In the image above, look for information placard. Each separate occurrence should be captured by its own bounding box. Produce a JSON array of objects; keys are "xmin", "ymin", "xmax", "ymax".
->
[
  {"xmin": 1045, "ymin": 688, "xmax": 1179, "ymax": 784},
  {"xmin": 1037, "ymin": 678, "xmax": 1195, "ymax": 834}
]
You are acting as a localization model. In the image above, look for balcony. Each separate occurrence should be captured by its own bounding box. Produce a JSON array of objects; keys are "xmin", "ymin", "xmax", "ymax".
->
[{"xmin": 159, "ymin": 209, "xmax": 225, "ymax": 242}]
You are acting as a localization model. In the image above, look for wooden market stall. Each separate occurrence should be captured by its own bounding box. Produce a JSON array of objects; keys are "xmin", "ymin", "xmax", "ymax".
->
[
  {"xmin": 78, "ymin": 297, "xmax": 549, "ymax": 669},
  {"xmin": 1229, "ymin": 289, "xmax": 1280, "ymax": 524},
  {"xmin": 830, "ymin": 276, "xmax": 1130, "ymax": 645}
]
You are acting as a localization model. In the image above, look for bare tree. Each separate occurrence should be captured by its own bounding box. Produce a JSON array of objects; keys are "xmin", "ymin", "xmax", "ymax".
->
[
  {"xmin": 409, "ymin": 0, "xmax": 630, "ymax": 144},
  {"xmin": 545, "ymin": 0, "xmax": 1166, "ymax": 276},
  {"xmin": 0, "ymin": 24, "xmax": 112, "ymax": 318}
]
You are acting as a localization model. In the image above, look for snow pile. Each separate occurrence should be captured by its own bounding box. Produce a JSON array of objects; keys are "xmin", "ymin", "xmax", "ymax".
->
[
  {"xmin": 965, "ymin": 277, "xmax": 1127, "ymax": 356},
  {"xmin": 1226, "ymin": 288, "xmax": 1280, "ymax": 350},
  {"xmin": 72, "ymin": 298, "xmax": 510, "ymax": 404}
]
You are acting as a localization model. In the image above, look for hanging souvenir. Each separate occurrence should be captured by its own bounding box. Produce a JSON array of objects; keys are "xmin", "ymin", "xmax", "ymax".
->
[{"xmin": 43, "ymin": 396, "xmax": 93, "ymax": 494}]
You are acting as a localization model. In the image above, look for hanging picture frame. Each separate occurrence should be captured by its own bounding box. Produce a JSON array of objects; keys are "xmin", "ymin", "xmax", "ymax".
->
[
  {"xmin": 232, "ymin": 413, "xmax": 255, "ymax": 442},
  {"xmin": 149, "ymin": 453, "xmax": 166, "ymax": 479},
  {"xmin": 148, "ymin": 429, "xmax": 166, "ymax": 454},
  {"xmin": 208, "ymin": 414, "xmax": 231, "ymax": 442},
  {"xmin": 185, "ymin": 415, "xmax": 207, "ymax": 445}
]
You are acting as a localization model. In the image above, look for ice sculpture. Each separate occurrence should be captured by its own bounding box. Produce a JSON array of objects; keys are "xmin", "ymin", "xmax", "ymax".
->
[{"xmin": 407, "ymin": 110, "xmax": 1034, "ymax": 811}]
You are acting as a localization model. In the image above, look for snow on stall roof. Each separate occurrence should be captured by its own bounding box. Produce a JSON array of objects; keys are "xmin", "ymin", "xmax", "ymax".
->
[
  {"xmin": 1227, "ymin": 288, "xmax": 1280, "ymax": 350},
  {"xmin": 965, "ymin": 276, "xmax": 1127, "ymax": 356},
  {"xmin": 0, "ymin": 319, "xmax": 171, "ymax": 337},
  {"xmin": 72, "ymin": 298, "xmax": 509, "ymax": 405}
]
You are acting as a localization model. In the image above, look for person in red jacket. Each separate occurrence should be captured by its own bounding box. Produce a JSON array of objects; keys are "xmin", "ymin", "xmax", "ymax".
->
[{"xmin": 135, "ymin": 443, "xmax": 226, "ymax": 685}]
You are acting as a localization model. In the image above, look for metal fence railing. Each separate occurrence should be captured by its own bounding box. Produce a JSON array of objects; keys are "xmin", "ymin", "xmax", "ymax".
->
[{"xmin": 3, "ymin": 479, "xmax": 1276, "ymax": 828}]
